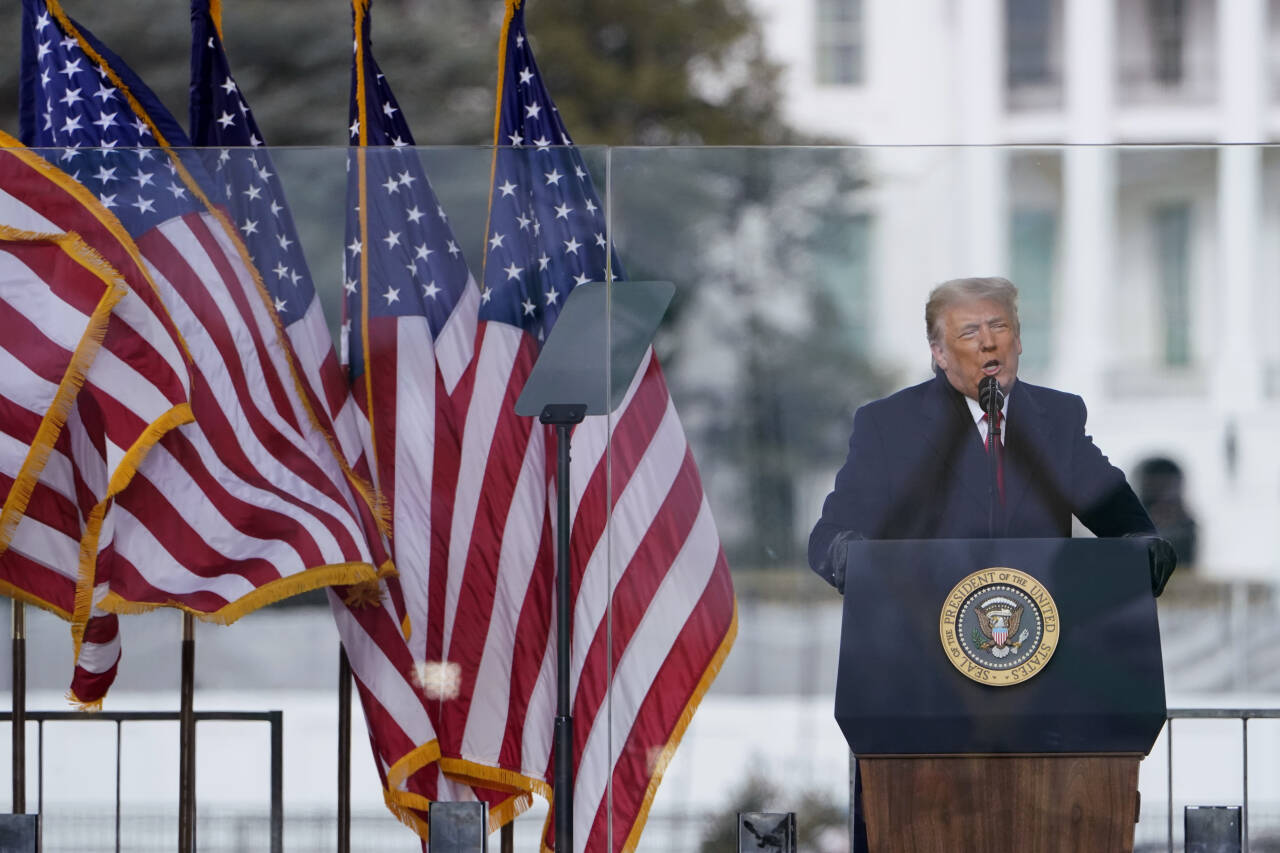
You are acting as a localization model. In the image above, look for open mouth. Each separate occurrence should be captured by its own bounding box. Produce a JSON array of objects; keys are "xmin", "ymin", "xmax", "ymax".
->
[{"xmin": 982, "ymin": 360, "xmax": 1000, "ymax": 375}]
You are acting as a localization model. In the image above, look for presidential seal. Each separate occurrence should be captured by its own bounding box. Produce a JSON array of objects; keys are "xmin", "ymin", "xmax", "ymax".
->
[{"xmin": 938, "ymin": 568, "xmax": 1059, "ymax": 686}]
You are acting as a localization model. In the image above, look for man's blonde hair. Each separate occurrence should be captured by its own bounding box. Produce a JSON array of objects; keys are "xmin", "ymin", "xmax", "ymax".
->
[{"xmin": 925, "ymin": 276, "xmax": 1021, "ymax": 346}]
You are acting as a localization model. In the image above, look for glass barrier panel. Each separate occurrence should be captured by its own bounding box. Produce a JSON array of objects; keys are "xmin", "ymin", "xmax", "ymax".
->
[
  {"xmin": 2, "ymin": 142, "xmax": 1280, "ymax": 851},
  {"xmin": 607, "ymin": 144, "xmax": 1280, "ymax": 852}
]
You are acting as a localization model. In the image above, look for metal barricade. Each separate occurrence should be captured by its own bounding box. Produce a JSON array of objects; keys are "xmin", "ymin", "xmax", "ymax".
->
[
  {"xmin": 1165, "ymin": 708, "xmax": 1280, "ymax": 853},
  {"xmin": 1, "ymin": 709, "xmax": 282, "ymax": 853}
]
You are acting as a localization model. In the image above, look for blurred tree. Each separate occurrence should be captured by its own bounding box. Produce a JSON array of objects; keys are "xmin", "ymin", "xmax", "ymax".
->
[
  {"xmin": 614, "ymin": 148, "xmax": 892, "ymax": 571},
  {"xmin": 522, "ymin": 0, "xmax": 797, "ymax": 145},
  {"xmin": 0, "ymin": 0, "xmax": 795, "ymax": 146},
  {"xmin": 0, "ymin": 0, "xmax": 493, "ymax": 145}
]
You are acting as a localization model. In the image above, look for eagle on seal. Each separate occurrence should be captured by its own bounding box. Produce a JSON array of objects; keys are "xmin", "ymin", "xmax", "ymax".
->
[{"xmin": 975, "ymin": 596, "xmax": 1024, "ymax": 658}]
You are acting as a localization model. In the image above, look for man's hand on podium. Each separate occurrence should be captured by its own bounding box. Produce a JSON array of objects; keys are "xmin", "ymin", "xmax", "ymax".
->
[
  {"xmin": 1125, "ymin": 533, "xmax": 1177, "ymax": 597},
  {"xmin": 823, "ymin": 529, "xmax": 866, "ymax": 594}
]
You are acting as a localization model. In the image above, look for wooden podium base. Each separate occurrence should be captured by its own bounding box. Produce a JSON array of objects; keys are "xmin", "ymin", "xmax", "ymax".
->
[{"xmin": 859, "ymin": 755, "xmax": 1141, "ymax": 853}]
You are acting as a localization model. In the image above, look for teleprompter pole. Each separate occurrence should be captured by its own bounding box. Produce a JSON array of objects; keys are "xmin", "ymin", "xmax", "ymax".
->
[
  {"xmin": 11, "ymin": 600, "xmax": 25, "ymax": 813},
  {"xmin": 178, "ymin": 613, "xmax": 196, "ymax": 853},
  {"xmin": 542, "ymin": 403, "xmax": 586, "ymax": 853},
  {"xmin": 338, "ymin": 646, "xmax": 352, "ymax": 853}
]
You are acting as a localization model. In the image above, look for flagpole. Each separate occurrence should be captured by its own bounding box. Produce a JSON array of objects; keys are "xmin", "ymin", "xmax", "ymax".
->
[
  {"xmin": 338, "ymin": 645, "xmax": 352, "ymax": 853},
  {"xmin": 11, "ymin": 600, "xmax": 25, "ymax": 813},
  {"xmin": 178, "ymin": 613, "xmax": 196, "ymax": 853}
]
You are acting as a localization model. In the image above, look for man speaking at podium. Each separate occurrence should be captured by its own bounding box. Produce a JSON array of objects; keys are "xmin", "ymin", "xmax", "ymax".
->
[
  {"xmin": 808, "ymin": 276, "xmax": 1174, "ymax": 595},
  {"xmin": 808, "ymin": 276, "xmax": 1175, "ymax": 851}
]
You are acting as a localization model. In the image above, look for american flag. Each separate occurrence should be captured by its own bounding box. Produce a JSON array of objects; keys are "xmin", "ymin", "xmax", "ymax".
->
[
  {"xmin": 339, "ymin": 0, "xmax": 529, "ymax": 834},
  {"xmin": 0, "ymin": 139, "xmax": 193, "ymax": 705},
  {"xmin": 188, "ymin": 10, "xmax": 452, "ymax": 827},
  {"xmin": 18, "ymin": 0, "xmax": 384, "ymax": 702},
  {"xmin": 189, "ymin": 0, "xmax": 374, "ymax": 494},
  {"xmin": 439, "ymin": 2, "xmax": 738, "ymax": 850}
]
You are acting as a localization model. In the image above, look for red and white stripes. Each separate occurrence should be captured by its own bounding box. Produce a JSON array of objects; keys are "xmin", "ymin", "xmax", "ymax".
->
[
  {"xmin": 0, "ymin": 141, "xmax": 384, "ymax": 706},
  {"xmin": 436, "ymin": 321, "xmax": 736, "ymax": 852}
]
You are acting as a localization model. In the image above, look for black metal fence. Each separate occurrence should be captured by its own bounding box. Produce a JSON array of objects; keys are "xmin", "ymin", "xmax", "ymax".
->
[
  {"xmin": 1157, "ymin": 708, "xmax": 1280, "ymax": 853},
  {"xmin": 1, "ymin": 710, "xmax": 282, "ymax": 853}
]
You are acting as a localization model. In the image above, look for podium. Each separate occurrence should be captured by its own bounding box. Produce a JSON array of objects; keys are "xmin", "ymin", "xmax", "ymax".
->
[{"xmin": 836, "ymin": 538, "xmax": 1166, "ymax": 852}]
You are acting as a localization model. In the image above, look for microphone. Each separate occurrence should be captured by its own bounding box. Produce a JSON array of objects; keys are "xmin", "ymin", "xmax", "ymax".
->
[
  {"xmin": 978, "ymin": 375, "xmax": 1004, "ymax": 536},
  {"xmin": 978, "ymin": 376, "xmax": 1003, "ymax": 421}
]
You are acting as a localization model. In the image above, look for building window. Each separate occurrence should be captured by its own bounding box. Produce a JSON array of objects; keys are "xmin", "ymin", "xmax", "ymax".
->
[
  {"xmin": 1005, "ymin": 0, "xmax": 1062, "ymax": 109},
  {"xmin": 1006, "ymin": 0, "xmax": 1053, "ymax": 86},
  {"xmin": 1147, "ymin": 0, "xmax": 1186, "ymax": 84},
  {"xmin": 813, "ymin": 213, "xmax": 873, "ymax": 352},
  {"xmin": 1010, "ymin": 209, "xmax": 1056, "ymax": 369},
  {"xmin": 1118, "ymin": 0, "xmax": 1212, "ymax": 104},
  {"xmin": 815, "ymin": 0, "xmax": 864, "ymax": 86},
  {"xmin": 1152, "ymin": 202, "xmax": 1192, "ymax": 367}
]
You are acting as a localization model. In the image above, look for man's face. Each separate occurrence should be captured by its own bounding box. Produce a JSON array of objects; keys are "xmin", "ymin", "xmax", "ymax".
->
[{"xmin": 930, "ymin": 298, "xmax": 1022, "ymax": 400}]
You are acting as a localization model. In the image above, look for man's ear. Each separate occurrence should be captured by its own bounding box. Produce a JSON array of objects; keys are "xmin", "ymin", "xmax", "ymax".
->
[{"xmin": 930, "ymin": 343, "xmax": 948, "ymax": 371}]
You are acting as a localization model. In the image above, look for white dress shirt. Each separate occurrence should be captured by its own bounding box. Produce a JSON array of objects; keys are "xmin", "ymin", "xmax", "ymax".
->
[{"xmin": 965, "ymin": 392, "xmax": 1009, "ymax": 446}]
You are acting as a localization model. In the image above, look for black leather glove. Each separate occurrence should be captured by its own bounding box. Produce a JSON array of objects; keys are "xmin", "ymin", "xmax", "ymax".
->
[
  {"xmin": 824, "ymin": 529, "xmax": 865, "ymax": 594},
  {"xmin": 1125, "ymin": 533, "xmax": 1177, "ymax": 597}
]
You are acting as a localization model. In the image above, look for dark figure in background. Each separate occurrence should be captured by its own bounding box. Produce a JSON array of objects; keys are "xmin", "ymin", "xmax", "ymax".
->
[
  {"xmin": 1136, "ymin": 456, "xmax": 1198, "ymax": 568},
  {"xmin": 807, "ymin": 276, "xmax": 1176, "ymax": 852}
]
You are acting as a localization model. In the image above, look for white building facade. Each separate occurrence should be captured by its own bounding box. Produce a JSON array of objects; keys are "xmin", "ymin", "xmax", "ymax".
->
[{"xmin": 748, "ymin": 0, "xmax": 1280, "ymax": 578}]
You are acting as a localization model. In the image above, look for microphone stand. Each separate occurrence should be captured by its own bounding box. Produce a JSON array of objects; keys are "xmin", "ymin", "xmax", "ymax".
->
[{"xmin": 980, "ymin": 378, "xmax": 1003, "ymax": 539}]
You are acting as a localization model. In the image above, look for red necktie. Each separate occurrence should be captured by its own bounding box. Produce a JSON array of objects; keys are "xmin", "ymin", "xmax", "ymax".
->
[{"xmin": 983, "ymin": 411, "xmax": 1005, "ymax": 503}]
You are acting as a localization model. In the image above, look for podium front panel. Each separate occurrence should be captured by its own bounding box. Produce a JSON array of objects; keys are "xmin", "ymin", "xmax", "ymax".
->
[{"xmin": 835, "ymin": 537, "xmax": 1166, "ymax": 755}]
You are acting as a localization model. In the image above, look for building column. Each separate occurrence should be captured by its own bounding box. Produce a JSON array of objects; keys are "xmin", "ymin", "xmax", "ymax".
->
[
  {"xmin": 1064, "ymin": 0, "xmax": 1114, "ymax": 144},
  {"xmin": 1055, "ymin": 148, "xmax": 1114, "ymax": 403},
  {"xmin": 955, "ymin": 0, "xmax": 1007, "ymax": 275},
  {"xmin": 1204, "ymin": 0, "xmax": 1268, "ymax": 573},
  {"xmin": 1215, "ymin": 150, "xmax": 1263, "ymax": 411},
  {"xmin": 1215, "ymin": 0, "xmax": 1264, "ymax": 411},
  {"xmin": 1053, "ymin": 0, "xmax": 1115, "ymax": 400}
]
